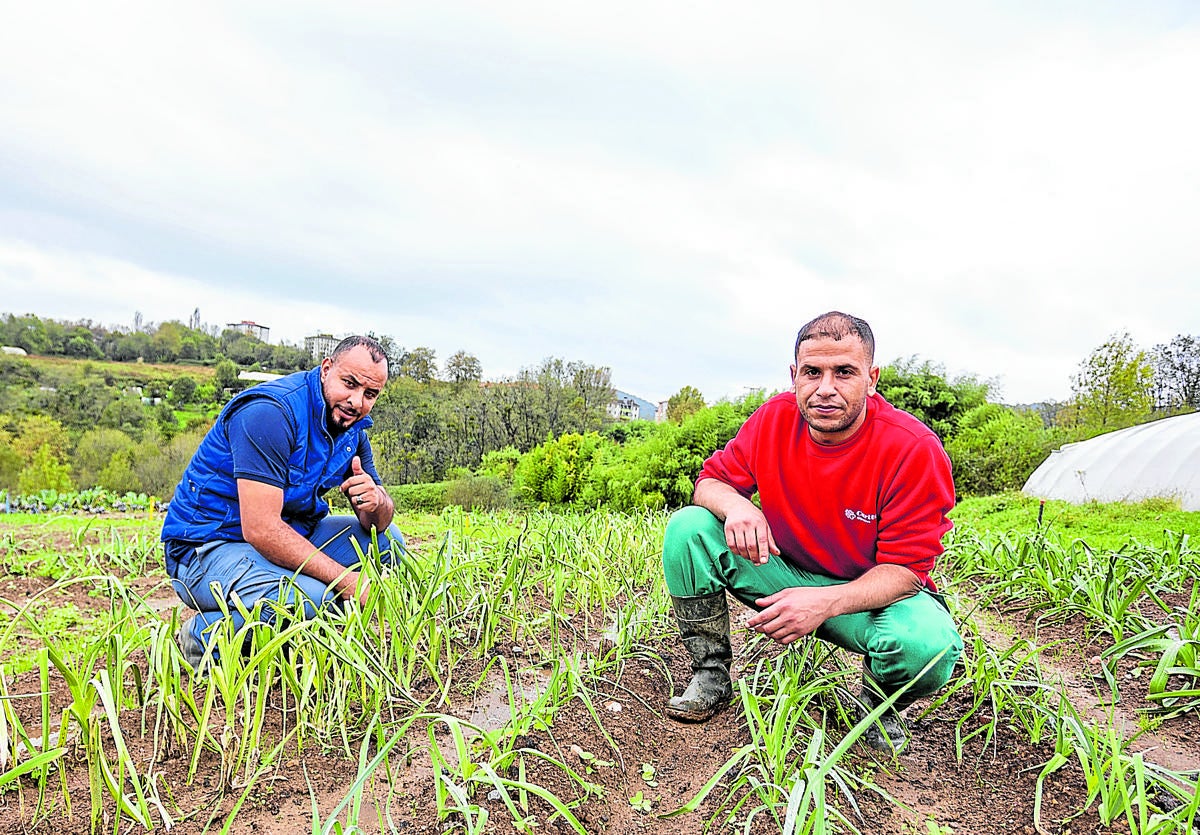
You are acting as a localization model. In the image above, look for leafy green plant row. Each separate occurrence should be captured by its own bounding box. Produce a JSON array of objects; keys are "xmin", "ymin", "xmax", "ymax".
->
[
  {"xmin": 0, "ymin": 509, "xmax": 671, "ymax": 831},
  {"xmin": 944, "ymin": 523, "xmax": 1198, "ymax": 643},
  {"xmin": 943, "ymin": 521, "xmax": 1200, "ymax": 721},
  {"xmin": 0, "ymin": 487, "xmax": 160, "ymax": 514},
  {"xmin": 0, "ymin": 507, "xmax": 1197, "ymax": 833}
]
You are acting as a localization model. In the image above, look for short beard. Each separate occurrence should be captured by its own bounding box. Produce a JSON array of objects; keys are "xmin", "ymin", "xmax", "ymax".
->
[{"xmin": 800, "ymin": 402, "xmax": 855, "ymax": 434}]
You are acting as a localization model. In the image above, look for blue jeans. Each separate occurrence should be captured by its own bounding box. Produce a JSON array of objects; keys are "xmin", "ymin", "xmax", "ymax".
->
[{"xmin": 170, "ymin": 515, "xmax": 405, "ymax": 653}]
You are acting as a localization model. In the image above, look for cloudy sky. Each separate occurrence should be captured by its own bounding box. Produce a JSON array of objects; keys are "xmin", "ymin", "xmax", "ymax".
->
[{"xmin": 2, "ymin": 2, "xmax": 1197, "ymax": 406}]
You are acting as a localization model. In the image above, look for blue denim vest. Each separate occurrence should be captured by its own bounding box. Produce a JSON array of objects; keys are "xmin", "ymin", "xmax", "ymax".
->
[{"xmin": 161, "ymin": 366, "xmax": 372, "ymax": 546}]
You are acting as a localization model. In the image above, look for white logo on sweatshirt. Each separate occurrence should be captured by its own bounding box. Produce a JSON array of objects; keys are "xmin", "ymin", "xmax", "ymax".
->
[{"xmin": 844, "ymin": 508, "xmax": 877, "ymax": 523}]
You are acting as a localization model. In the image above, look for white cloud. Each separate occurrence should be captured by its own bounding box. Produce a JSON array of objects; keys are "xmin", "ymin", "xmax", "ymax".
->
[{"xmin": 1, "ymin": 2, "xmax": 1198, "ymax": 405}]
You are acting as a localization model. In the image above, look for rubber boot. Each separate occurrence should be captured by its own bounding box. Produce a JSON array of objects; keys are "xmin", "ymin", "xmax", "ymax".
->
[
  {"xmin": 665, "ymin": 591, "xmax": 734, "ymax": 723},
  {"xmin": 857, "ymin": 672, "xmax": 912, "ymax": 753}
]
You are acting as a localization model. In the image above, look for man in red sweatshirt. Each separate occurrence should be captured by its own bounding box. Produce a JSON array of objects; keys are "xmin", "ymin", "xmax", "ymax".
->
[{"xmin": 662, "ymin": 311, "xmax": 961, "ymax": 752}]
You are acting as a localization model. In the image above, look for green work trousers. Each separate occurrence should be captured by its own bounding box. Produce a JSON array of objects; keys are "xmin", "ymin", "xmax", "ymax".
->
[{"xmin": 662, "ymin": 506, "xmax": 961, "ymax": 698}]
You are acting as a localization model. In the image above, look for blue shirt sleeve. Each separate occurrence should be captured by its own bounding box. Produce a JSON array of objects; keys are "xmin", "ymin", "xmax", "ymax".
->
[
  {"xmin": 227, "ymin": 399, "xmax": 296, "ymax": 489},
  {"xmin": 357, "ymin": 433, "xmax": 383, "ymax": 484}
]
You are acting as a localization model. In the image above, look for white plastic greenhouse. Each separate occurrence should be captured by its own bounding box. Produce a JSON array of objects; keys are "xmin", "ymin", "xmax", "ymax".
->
[{"xmin": 1022, "ymin": 412, "xmax": 1200, "ymax": 511}]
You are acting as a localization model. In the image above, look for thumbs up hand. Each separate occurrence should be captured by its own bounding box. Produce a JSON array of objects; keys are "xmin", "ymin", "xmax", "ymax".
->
[{"xmin": 341, "ymin": 455, "xmax": 377, "ymax": 513}]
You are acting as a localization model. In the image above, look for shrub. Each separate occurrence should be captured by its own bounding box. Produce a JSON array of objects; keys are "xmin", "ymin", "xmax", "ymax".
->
[
  {"xmin": 132, "ymin": 426, "xmax": 206, "ymax": 498},
  {"xmin": 878, "ymin": 358, "xmax": 989, "ymax": 440},
  {"xmin": 74, "ymin": 427, "xmax": 137, "ymax": 489},
  {"xmin": 171, "ymin": 376, "xmax": 197, "ymax": 404},
  {"xmin": 506, "ymin": 396, "xmax": 761, "ymax": 511},
  {"xmin": 946, "ymin": 403, "xmax": 1065, "ymax": 496},
  {"xmin": 389, "ymin": 481, "xmax": 449, "ymax": 512},
  {"xmin": 445, "ymin": 475, "xmax": 511, "ymax": 511},
  {"xmin": 0, "ymin": 435, "xmax": 19, "ymax": 491},
  {"xmin": 513, "ymin": 432, "xmax": 607, "ymax": 506},
  {"xmin": 98, "ymin": 451, "xmax": 142, "ymax": 494},
  {"xmin": 18, "ymin": 443, "xmax": 74, "ymax": 493},
  {"xmin": 477, "ymin": 446, "xmax": 522, "ymax": 484}
]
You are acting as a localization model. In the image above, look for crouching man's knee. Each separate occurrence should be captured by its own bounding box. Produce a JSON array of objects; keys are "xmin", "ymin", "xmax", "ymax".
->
[
  {"xmin": 866, "ymin": 606, "xmax": 963, "ymax": 701},
  {"xmin": 907, "ymin": 635, "xmax": 962, "ymax": 697}
]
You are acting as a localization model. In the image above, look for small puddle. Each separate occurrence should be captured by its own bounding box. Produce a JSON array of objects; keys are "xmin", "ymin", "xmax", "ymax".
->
[
  {"xmin": 431, "ymin": 663, "xmax": 553, "ymax": 768},
  {"xmin": 463, "ymin": 664, "xmax": 552, "ymax": 731},
  {"xmin": 146, "ymin": 594, "xmax": 181, "ymax": 615}
]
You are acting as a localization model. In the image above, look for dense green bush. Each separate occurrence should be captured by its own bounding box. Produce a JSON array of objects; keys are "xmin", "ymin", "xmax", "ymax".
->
[
  {"xmin": 945, "ymin": 403, "xmax": 1066, "ymax": 496},
  {"xmin": 510, "ymin": 396, "xmax": 762, "ymax": 510},
  {"xmin": 513, "ymin": 432, "xmax": 606, "ymax": 505},
  {"xmin": 476, "ymin": 446, "xmax": 522, "ymax": 483},
  {"xmin": 445, "ymin": 475, "xmax": 512, "ymax": 511},
  {"xmin": 0, "ymin": 436, "xmax": 19, "ymax": 490},
  {"xmin": 18, "ymin": 443, "xmax": 74, "ymax": 493},
  {"xmin": 877, "ymin": 357, "xmax": 989, "ymax": 440},
  {"xmin": 74, "ymin": 427, "xmax": 138, "ymax": 490},
  {"xmin": 389, "ymin": 481, "xmax": 450, "ymax": 513}
]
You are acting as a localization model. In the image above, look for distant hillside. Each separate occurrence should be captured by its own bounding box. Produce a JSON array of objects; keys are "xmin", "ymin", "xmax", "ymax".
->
[{"xmin": 13, "ymin": 354, "xmax": 216, "ymax": 384}]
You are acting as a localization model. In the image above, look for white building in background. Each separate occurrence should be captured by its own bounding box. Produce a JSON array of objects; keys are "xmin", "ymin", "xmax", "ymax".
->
[
  {"xmin": 607, "ymin": 394, "xmax": 641, "ymax": 422},
  {"xmin": 226, "ymin": 320, "xmax": 270, "ymax": 341},
  {"xmin": 305, "ymin": 333, "xmax": 340, "ymax": 362},
  {"xmin": 607, "ymin": 390, "xmax": 657, "ymax": 422}
]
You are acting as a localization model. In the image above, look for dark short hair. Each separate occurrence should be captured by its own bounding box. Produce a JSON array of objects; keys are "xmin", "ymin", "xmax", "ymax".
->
[
  {"xmin": 330, "ymin": 335, "xmax": 388, "ymax": 367},
  {"xmin": 794, "ymin": 312, "xmax": 875, "ymax": 363}
]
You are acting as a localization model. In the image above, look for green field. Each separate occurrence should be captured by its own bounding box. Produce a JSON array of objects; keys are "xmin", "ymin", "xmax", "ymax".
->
[{"xmin": 0, "ymin": 495, "xmax": 1195, "ymax": 834}]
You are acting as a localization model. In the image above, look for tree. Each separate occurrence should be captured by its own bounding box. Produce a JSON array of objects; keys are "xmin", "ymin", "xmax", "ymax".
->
[
  {"xmin": 1065, "ymin": 331, "xmax": 1153, "ymax": 432},
  {"xmin": 150, "ymin": 321, "xmax": 189, "ymax": 362},
  {"xmin": 172, "ymin": 376, "xmax": 198, "ymax": 405},
  {"xmin": 397, "ymin": 347, "xmax": 439, "ymax": 384},
  {"xmin": 1152, "ymin": 333, "xmax": 1200, "ymax": 413},
  {"xmin": 220, "ymin": 330, "xmax": 262, "ymax": 365},
  {"xmin": 6, "ymin": 314, "xmax": 51, "ymax": 354},
  {"xmin": 74, "ymin": 427, "xmax": 137, "ymax": 489},
  {"xmin": 445, "ymin": 350, "xmax": 483, "ymax": 387},
  {"xmin": 18, "ymin": 443, "xmax": 74, "ymax": 493},
  {"xmin": 63, "ymin": 326, "xmax": 101, "ymax": 358},
  {"xmin": 267, "ymin": 343, "xmax": 312, "ymax": 373},
  {"xmin": 567, "ymin": 361, "xmax": 614, "ymax": 432},
  {"xmin": 876, "ymin": 358, "xmax": 989, "ymax": 440},
  {"xmin": 214, "ymin": 359, "xmax": 240, "ymax": 394},
  {"xmin": 111, "ymin": 331, "xmax": 151, "ymax": 361},
  {"xmin": 667, "ymin": 386, "xmax": 706, "ymax": 423},
  {"xmin": 480, "ymin": 374, "xmax": 545, "ymax": 453},
  {"xmin": 13, "ymin": 415, "xmax": 72, "ymax": 463},
  {"xmin": 99, "ymin": 394, "xmax": 149, "ymax": 437},
  {"xmin": 369, "ymin": 333, "xmax": 405, "ymax": 379},
  {"xmin": 180, "ymin": 324, "xmax": 218, "ymax": 361}
]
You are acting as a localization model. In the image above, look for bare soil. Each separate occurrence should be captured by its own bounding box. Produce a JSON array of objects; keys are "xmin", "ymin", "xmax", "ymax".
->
[{"xmin": 0, "ymin": 521, "xmax": 1196, "ymax": 834}]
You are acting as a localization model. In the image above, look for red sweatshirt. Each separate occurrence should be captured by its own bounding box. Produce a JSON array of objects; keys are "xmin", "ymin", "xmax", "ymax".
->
[{"xmin": 697, "ymin": 392, "xmax": 955, "ymax": 589}]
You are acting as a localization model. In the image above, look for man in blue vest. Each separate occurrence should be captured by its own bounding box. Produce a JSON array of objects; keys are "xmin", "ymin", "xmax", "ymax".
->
[{"xmin": 161, "ymin": 335, "xmax": 404, "ymax": 670}]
